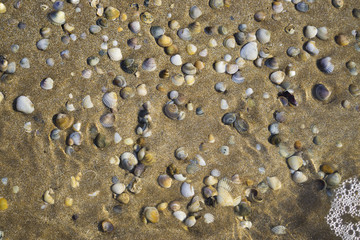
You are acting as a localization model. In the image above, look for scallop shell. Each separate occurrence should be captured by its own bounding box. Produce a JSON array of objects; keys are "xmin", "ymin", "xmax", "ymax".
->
[
  {"xmin": 271, "ymin": 225, "xmax": 286, "ymax": 235},
  {"xmin": 266, "ymin": 176, "xmax": 281, "ymax": 190},
  {"xmin": 100, "ymin": 113, "xmax": 115, "ymax": 128},
  {"xmin": 144, "ymin": 207, "xmax": 159, "ymax": 223},
  {"xmin": 142, "ymin": 58, "xmax": 157, "ymax": 71},
  {"xmin": 317, "ymin": 57, "xmax": 334, "ymax": 74},
  {"xmin": 304, "ymin": 41, "xmax": 319, "ymax": 55},
  {"xmin": 164, "ymin": 101, "xmax": 180, "ymax": 120},
  {"xmin": 173, "ymin": 211, "xmax": 186, "ymax": 221},
  {"xmin": 185, "ymin": 216, "xmax": 196, "ymax": 227},
  {"xmin": 120, "ymin": 152, "xmax": 138, "ymax": 171},
  {"xmin": 16, "ymin": 96, "xmax": 34, "ymax": 114},
  {"xmin": 181, "ymin": 182, "xmax": 194, "ymax": 198},
  {"xmin": 292, "ymin": 171, "xmax": 308, "ymax": 183},
  {"xmin": 102, "ymin": 92, "xmax": 118, "ymax": 109},
  {"xmin": 177, "ymin": 28, "xmax": 192, "ymax": 41},
  {"xmin": 204, "ymin": 213, "xmax": 214, "ymax": 224},
  {"xmin": 217, "ymin": 178, "xmax": 241, "ymax": 207}
]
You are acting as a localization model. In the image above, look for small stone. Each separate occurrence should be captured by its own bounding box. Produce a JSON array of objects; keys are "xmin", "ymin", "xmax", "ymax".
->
[{"xmin": 65, "ymin": 197, "xmax": 73, "ymax": 206}]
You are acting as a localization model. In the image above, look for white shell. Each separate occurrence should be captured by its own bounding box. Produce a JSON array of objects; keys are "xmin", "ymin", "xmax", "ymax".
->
[
  {"xmin": 256, "ymin": 29, "xmax": 271, "ymax": 44},
  {"xmin": 136, "ymin": 84, "xmax": 147, "ymax": 96},
  {"xmin": 189, "ymin": 5, "xmax": 202, "ymax": 19},
  {"xmin": 194, "ymin": 154, "xmax": 206, "ymax": 166},
  {"xmin": 111, "ymin": 182, "xmax": 125, "ymax": 194},
  {"xmin": 185, "ymin": 216, "xmax": 196, "ymax": 227},
  {"xmin": 68, "ymin": 132, "xmax": 81, "ymax": 145},
  {"xmin": 287, "ymin": 156, "xmax": 303, "ymax": 170},
  {"xmin": 304, "ymin": 40, "xmax": 319, "ymax": 55},
  {"xmin": 16, "ymin": 96, "xmax": 34, "ymax": 114},
  {"xmin": 220, "ymin": 99, "xmax": 229, "ymax": 109},
  {"xmin": 267, "ymin": 176, "xmax": 282, "ymax": 190},
  {"xmin": 304, "ymin": 26, "xmax": 318, "ymax": 39},
  {"xmin": 240, "ymin": 42, "xmax": 258, "ymax": 61},
  {"xmin": 142, "ymin": 58, "xmax": 157, "ymax": 71},
  {"xmin": 232, "ymin": 71, "xmax": 245, "ymax": 84},
  {"xmin": 72, "ymin": 122, "xmax": 81, "ymax": 131},
  {"xmin": 170, "ymin": 54, "xmax": 182, "ymax": 66},
  {"xmin": 240, "ymin": 221, "xmax": 252, "ymax": 229},
  {"xmin": 217, "ymin": 178, "xmax": 241, "ymax": 207},
  {"xmin": 210, "ymin": 169, "xmax": 221, "ymax": 177},
  {"xmin": 102, "ymin": 92, "xmax": 118, "ymax": 109},
  {"xmin": 180, "ymin": 182, "xmax": 194, "ymax": 198},
  {"xmin": 121, "ymin": 152, "xmax": 138, "ymax": 171},
  {"xmin": 292, "ymin": 171, "xmax": 308, "ymax": 183},
  {"xmin": 36, "ymin": 39, "xmax": 49, "ymax": 50},
  {"xmin": 49, "ymin": 11, "xmax": 66, "ymax": 25},
  {"xmin": 129, "ymin": 21, "xmax": 141, "ymax": 34},
  {"xmin": 173, "ymin": 211, "xmax": 186, "ymax": 221},
  {"xmin": 214, "ymin": 61, "xmax": 226, "ymax": 73},
  {"xmin": 82, "ymin": 95, "xmax": 93, "ymax": 108},
  {"xmin": 177, "ymin": 28, "xmax": 192, "ymax": 41},
  {"xmin": 225, "ymin": 64, "xmax": 239, "ymax": 75},
  {"xmin": 269, "ymin": 71, "xmax": 285, "ymax": 85},
  {"xmin": 173, "ymin": 174, "xmax": 187, "ymax": 181},
  {"xmin": 318, "ymin": 57, "xmax": 334, "ymax": 74},
  {"xmin": 271, "ymin": 225, "xmax": 286, "ymax": 235},
  {"xmin": 107, "ymin": 48, "xmax": 122, "ymax": 61},
  {"xmin": 199, "ymin": 49, "xmax": 208, "ymax": 57},
  {"xmin": 40, "ymin": 77, "xmax": 54, "ymax": 90},
  {"xmin": 204, "ymin": 176, "xmax": 218, "ymax": 186},
  {"xmin": 204, "ymin": 213, "xmax": 214, "ymax": 224},
  {"xmin": 317, "ymin": 27, "xmax": 328, "ymax": 40}
]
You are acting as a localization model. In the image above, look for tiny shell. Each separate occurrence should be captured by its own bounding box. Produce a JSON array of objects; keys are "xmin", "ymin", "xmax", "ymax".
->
[
  {"xmin": 171, "ymin": 74, "xmax": 185, "ymax": 86},
  {"xmin": 271, "ymin": 225, "xmax": 286, "ymax": 235},
  {"xmin": 304, "ymin": 41, "xmax": 319, "ymax": 55},
  {"xmin": 189, "ymin": 6, "xmax": 202, "ymax": 19},
  {"xmin": 177, "ymin": 28, "xmax": 192, "ymax": 41},
  {"xmin": 204, "ymin": 176, "xmax": 218, "ymax": 186},
  {"xmin": 142, "ymin": 58, "xmax": 157, "ymax": 71},
  {"xmin": 240, "ymin": 42, "xmax": 258, "ymax": 61},
  {"xmin": 174, "ymin": 174, "xmax": 187, "ymax": 181},
  {"xmin": 269, "ymin": 71, "xmax": 285, "ymax": 85},
  {"xmin": 121, "ymin": 152, "xmax": 138, "ymax": 171},
  {"xmin": 317, "ymin": 57, "xmax": 334, "ymax": 74},
  {"xmin": 317, "ymin": 27, "xmax": 328, "ymax": 40},
  {"xmin": 36, "ymin": 39, "xmax": 49, "ymax": 51},
  {"xmin": 223, "ymin": 36, "xmax": 236, "ymax": 48},
  {"xmin": 111, "ymin": 182, "xmax": 125, "ymax": 194},
  {"xmin": 304, "ymin": 26, "xmax": 318, "ymax": 39},
  {"xmin": 40, "ymin": 78, "xmax": 54, "ymax": 90},
  {"xmin": 217, "ymin": 178, "xmax": 241, "ymax": 207},
  {"xmin": 164, "ymin": 101, "xmax": 180, "ymax": 120},
  {"xmin": 82, "ymin": 95, "xmax": 93, "ymax": 108},
  {"xmin": 204, "ymin": 213, "xmax": 214, "ymax": 224},
  {"xmin": 103, "ymin": 92, "xmax": 118, "ymax": 109},
  {"xmin": 170, "ymin": 54, "xmax": 182, "ymax": 66},
  {"xmin": 181, "ymin": 182, "xmax": 194, "ymax": 198},
  {"xmin": 55, "ymin": 113, "xmax": 74, "ymax": 130},
  {"xmin": 186, "ymin": 44, "xmax": 197, "ymax": 55},
  {"xmin": 214, "ymin": 61, "xmax": 226, "ymax": 73},
  {"xmin": 107, "ymin": 48, "xmax": 122, "ymax": 61},
  {"xmin": 173, "ymin": 211, "xmax": 186, "ymax": 221},
  {"xmin": 287, "ymin": 156, "xmax": 303, "ymax": 170},
  {"xmin": 16, "ymin": 96, "xmax": 34, "ymax": 114},
  {"xmin": 157, "ymin": 35, "xmax": 173, "ymax": 47},
  {"xmin": 48, "ymin": 11, "xmax": 66, "ymax": 25},
  {"xmin": 175, "ymin": 147, "xmax": 188, "ymax": 160},
  {"xmin": 182, "ymin": 63, "xmax": 197, "ymax": 75},
  {"xmin": 67, "ymin": 132, "xmax": 81, "ymax": 145},
  {"xmin": 100, "ymin": 113, "xmax": 115, "ymax": 128},
  {"xmin": 256, "ymin": 29, "xmax": 271, "ymax": 44},
  {"xmin": 129, "ymin": 21, "xmax": 141, "ymax": 34}
]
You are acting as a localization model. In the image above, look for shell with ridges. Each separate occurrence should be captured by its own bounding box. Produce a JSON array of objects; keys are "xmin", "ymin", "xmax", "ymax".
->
[
  {"xmin": 102, "ymin": 92, "xmax": 118, "ymax": 109},
  {"xmin": 16, "ymin": 96, "xmax": 34, "ymax": 114}
]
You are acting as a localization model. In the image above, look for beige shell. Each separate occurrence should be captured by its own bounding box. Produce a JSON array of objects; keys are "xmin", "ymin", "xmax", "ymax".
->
[
  {"xmin": 158, "ymin": 174, "xmax": 172, "ymax": 188},
  {"xmin": 144, "ymin": 207, "xmax": 160, "ymax": 223},
  {"xmin": 267, "ymin": 176, "xmax": 281, "ymax": 190},
  {"xmin": 217, "ymin": 178, "xmax": 241, "ymax": 207},
  {"xmin": 157, "ymin": 35, "xmax": 173, "ymax": 47},
  {"xmin": 102, "ymin": 92, "xmax": 118, "ymax": 109},
  {"xmin": 287, "ymin": 156, "xmax": 303, "ymax": 170}
]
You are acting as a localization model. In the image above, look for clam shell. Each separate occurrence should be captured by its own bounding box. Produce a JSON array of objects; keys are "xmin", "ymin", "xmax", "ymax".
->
[
  {"xmin": 129, "ymin": 21, "xmax": 140, "ymax": 34},
  {"xmin": 127, "ymin": 38, "xmax": 141, "ymax": 50},
  {"xmin": 158, "ymin": 174, "xmax": 172, "ymax": 188},
  {"xmin": 50, "ymin": 129, "xmax": 61, "ymax": 140},
  {"xmin": 292, "ymin": 171, "xmax": 308, "ymax": 183},
  {"xmin": 295, "ymin": 2, "xmax": 309, "ymax": 12},
  {"xmin": 48, "ymin": 11, "xmax": 66, "ymax": 25},
  {"xmin": 140, "ymin": 12, "xmax": 154, "ymax": 24},
  {"xmin": 204, "ymin": 176, "xmax": 218, "ymax": 186},
  {"xmin": 326, "ymin": 172, "xmax": 341, "ymax": 187},
  {"xmin": 40, "ymin": 77, "xmax": 54, "ymax": 90},
  {"xmin": 175, "ymin": 147, "xmax": 188, "ymax": 160},
  {"xmin": 265, "ymin": 58, "xmax": 279, "ymax": 70},
  {"xmin": 222, "ymin": 113, "xmax": 236, "ymax": 125},
  {"xmin": 164, "ymin": 101, "xmax": 180, "ymax": 120},
  {"xmin": 189, "ymin": 22, "xmax": 202, "ymax": 34},
  {"xmin": 214, "ymin": 61, "xmax": 226, "ymax": 73},
  {"xmin": 82, "ymin": 95, "xmax": 94, "ymax": 108},
  {"xmin": 181, "ymin": 182, "xmax": 194, "ymax": 198},
  {"xmin": 232, "ymin": 71, "xmax": 245, "ymax": 84},
  {"xmin": 120, "ymin": 87, "xmax": 135, "ymax": 99},
  {"xmin": 171, "ymin": 74, "xmax": 185, "ymax": 86},
  {"xmin": 169, "ymin": 20, "xmax": 180, "ymax": 30},
  {"xmin": 165, "ymin": 45, "xmax": 179, "ymax": 55},
  {"xmin": 186, "ymin": 44, "xmax": 197, "ymax": 55},
  {"xmin": 36, "ymin": 39, "xmax": 49, "ymax": 51},
  {"xmin": 189, "ymin": 5, "xmax": 202, "ymax": 19},
  {"xmin": 204, "ymin": 213, "xmax": 214, "ymax": 224},
  {"xmin": 173, "ymin": 211, "xmax": 186, "ymax": 221},
  {"xmin": 185, "ymin": 216, "xmax": 196, "ymax": 227},
  {"xmin": 317, "ymin": 57, "xmax": 334, "ymax": 74},
  {"xmin": 233, "ymin": 118, "xmax": 249, "ymax": 133},
  {"xmin": 177, "ymin": 28, "xmax": 192, "ymax": 41},
  {"xmin": 67, "ymin": 132, "xmax": 81, "ymax": 146},
  {"xmin": 104, "ymin": 6, "xmax": 120, "ymax": 20},
  {"xmin": 209, "ymin": 0, "xmax": 224, "ymax": 9},
  {"xmin": 142, "ymin": 58, "xmax": 157, "ymax": 71},
  {"xmin": 226, "ymin": 64, "xmax": 239, "ymax": 74},
  {"xmin": 157, "ymin": 35, "xmax": 173, "ymax": 47},
  {"xmin": 271, "ymin": 225, "xmax": 286, "ymax": 235},
  {"xmin": 55, "ymin": 113, "xmax": 74, "ymax": 130},
  {"xmin": 120, "ymin": 152, "xmax": 138, "ymax": 171},
  {"xmin": 150, "ymin": 26, "xmax": 165, "ymax": 39},
  {"xmin": 113, "ymin": 75, "xmax": 126, "ymax": 87},
  {"xmin": 194, "ymin": 154, "xmax": 206, "ymax": 166},
  {"xmin": 272, "ymin": 1, "xmax": 283, "ymax": 13},
  {"xmin": 170, "ymin": 54, "xmax": 182, "ymax": 66},
  {"xmin": 304, "ymin": 26, "xmax": 318, "ymax": 39},
  {"xmin": 102, "ymin": 92, "xmax": 118, "ymax": 109},
  {"xmin": 266, "ymin": 176, "xmax": 281, "ymax": 190},
  {"xmin": 182, "ymin": 63, "xmax": 197, "ymax": 75},
  {"xmin": 111, "ymin": 182, "xmax": 125, "ymax": 194},
  {"xmin": 144, "ymin": 207, "xmax": 159, "ymax": 223},
  {"xmin": 223, "ymin": 36, "xmax": 236, "ymax": 48},
  {"xmin": 240, "ymin": 42, "xmax": 258, "ymax": 61},
  {"xmin": 304, "ymin": 41, "xmax": 319, "ymax": 55},
  {"xmin": 313, "ymin": 84, "xmax": 331, "ymax": 101},
  {"xmin": 217, "ymin": 178, "xmax": 241, "ymax": 207},
  {"xmin": 121, "ymin": 58, "xmax": 138, "ymax": 74},
  {"xmin": 173, "ymin": 174, "xmax": 187, "ymax": 181},
  {"xmin": 100, "ymin": 113, "xmax": 115, "ymax": 128},
  {"xmin": 269, "ymin": 71, "xmax": 285, "ymax": 85},
  {"xmin": 256, "ymin": 28, "xmax": 271, "ymax": 44},
  {"xmin": 107, "ymin": 48, "xmax": 122, "ymax": 61},
  {"xmin": 234, "ymin": 32, "xmax": 246, "ymax": 45},
  {"xmin": 316, "ymin": 27, "xmax": 328, "ymax": 40},
  {"xmin": 287, "ymin": 156, "xmax": 303, "ymax": 170},
  {"xmin": 16, "ymin": 96, "xmax": 34, "ymax": 114}
]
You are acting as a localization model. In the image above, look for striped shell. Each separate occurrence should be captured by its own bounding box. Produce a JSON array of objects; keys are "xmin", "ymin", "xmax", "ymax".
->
[{"xmin": 102, "ymin": 92, "xmax": 118, "ymax": 109}]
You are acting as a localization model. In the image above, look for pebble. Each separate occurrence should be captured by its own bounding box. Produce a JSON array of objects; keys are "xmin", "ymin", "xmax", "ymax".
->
[
  {"xmin": 220, "ymin": 99, "xmax": 229, "ymax": 109},
  {"xmin": 220, "ymin": 146, "xmax": 230, "ymax": 155}
]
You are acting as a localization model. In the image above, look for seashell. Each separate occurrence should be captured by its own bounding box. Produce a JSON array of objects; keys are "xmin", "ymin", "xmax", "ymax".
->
[
  {"xmin": 82, "ymin": 95, "xmax": 93, "ymax": 109},
  {"xmin": 177, "ymin": 28, "xmax": 192, "ymax": 41},
  {"xmin": 248, "ymin": 188, "xmax": 263, "ymax": 203},
  {"xmin": 326, "ymin": 172, "xmax": 341, "ymax": 187},
  {"xmin": 304, "ymin": 40, "xmax": 319, "ymax": 55},
  {"xmin": 158, "ymin": 174, "xmax": 172, "ymax": 188},
  {"xmin": 202, "ymin": 213, "xmax": 214, "ymax": 224},
  {"xmin": 188, "ymin": 196, "xmax": 203, "ymax": 213},
  {"xmin": 349, "ymin": 84, "xmax": 360, "ymax": 96},
  {"xmin": 240, "ymin": 42, "xmax": 258, "ymax": 61},
  {"xmin": 295, "ymin": 2, "xmax": 309, "ymax": 12},
  {"xmin": 223, "ymin": 36, "xmax": 236, "ymax": 48},
  {"xmin": 157, "ymin": 35, "xmax": 173, "ymax": 47},
  {"xmin": 174, "ymin": 174, "xmax": 187, "ymax": 181},
  {"xmin": 164, "ymin": 101, "xmax": 180, "ymax": 120},
  {"xmin": 129, "ymin": 21, "xmax": 140, "ymax": 34},
  {"xmin": 304, "ymin": 26, "xmax": 317, "ymax": 39},
  {"xmin": 0, "ymin": 57, "xmax": 8, "ymax": 72},
  {"xmin": 121, "ymin": 58, "xmax": 138, "ymax": 74},
  {"xmin": 111, "ymin": 182, "xmax": 125, "ymax": 194},
  {"xmin": 187, "ymin": 163, "xmax": 200, "ymax": 174},
  {"xmin": 67, "ymin": 132, "xmax": 81, "ymax": 146},
  {"xmin": 175, "ymin": 147, "xmax": 188, "ymax": 160},
  {"xmin": 204, "ymin": 176, "xmax": 218, "ymax": 186},
  {"xmin": 265, "ymin": 57, "xmax": 279, "ymax": 70},
  {"xmin": 137, "ymin": 84, "xmax": 147, "ymax": 96},
  {"xmin": 222, "ymin": 113, "xmax": 236, "ymax": 125},
  {"xmin": 102, "ymin": 92, "xmax": 118, "ymax": 109},
  {"xmin": 61, "ymin": 50, "xmax": 71, "ymax": 59},
  {"xmin": 199, "ymin": 48, "xmax": 208, "ymax": 57},
  {"xmin": 234, "ymin": 118, "xmax": 249, "ymax": 133},
  {"xmin": 170, "ymin": 54, "xmax": 182, "ymax": 66},
  {"xmin": 173, "ymin": 211, "xmax": 186, "ymax": 221},
  {"xmin": 43, "ymin": 190, "xmax": 54, "ymax": 204},
  {"xmin": 174, "ymin": 93, "xmax": 187, "ymax": 105},
  {"xmin": 186, "ymin": 44, "xmax": 197, "ymax": 55},
  {"xmin": 113, "ymin": 75, "xmax": 127, "ymax": 88},
  {"xmin": 232, "ymin": 71, "xmax": 245, "ymax": 84},
  {"xmin": 335, "ymin": 34, "xmax": 350, "ymax": 46},
  {"xmin": 269, "ymin": 122, "xmax": 279, "ymax": 135},
  {"xmin": 266, "ymin": 176, "xmax": 281, "ymax": 190},
  {"xmin": 140, "ymin": 12, "xmax": 153, "ymax": 24},
  {"xmin": 116, "ymin": 192, "xmax": 130, "ymax": 204},
  {"xmin": 36, "ymin": 39, "xmax": 49, "ymax": 51},
  {"xmin": 254, "ymin": 10, "xmax": 266, "ymax": 22},
  {"xmin": 287, "ymin": 46, "xmax": 300, "ymax": 57},
  {"xmin": 182, "ymin": 63, "xmax": 197, "ymax": 75},
  {"xmin": 107, "ymin": 48, "xmax": 122, "ymax": 61},
  {"xmin": 181, "ymin": 182, "xmax": 195, "ymax": 198},
  {"xmin": 226, "ymin": 64, "xmax": 239, "ymax": 75},
  {"xmin": 150, "ymin": 26, "xmax": 165, "ymax": 39},
  {"xmin": 185, "ymin": 216, "xmax": 196, "ymax": 227},
  {"xmin": 316, "ymin": 27, "xmax": 328, "ymax": 40},
  {"xmin": 185, "ymin": 75, "xmax": 195, "ymax": 86},
  {"xmin": 168, "ymin": 20, "xmax": 180, "ymax": 30},
  {"xmin": 120, "ymin": 152, "xmax": 138, "ymax": 171},
  {"xmin": 165, "ymin": 45, "xmax": 179, "ymax": 56},
  {"xmin": 317, "ymin": 57, "xmax": 334, "ymax": 74},
  {"xmin": 159, "ymin": 69, "xmax": 170, "ymax": 79},
  {"xmin": 332, "ymin": 0, "xmax": 343, "ymax": 8},
  {"xmin": 240, "ymin": 221, "xmax": 252, "ymax": 229},
  {"xmin": 209, "ymin": 0, "xmax": 224, "ymax": 9},
  {"xmin": 89, "ymin": 25, "xmax": 101, "ymax": 34},
  {"xmin": 171, "ymin": 74, "xmax": 185, "ymax": 86},
  {"xmin": 127, "ymin": 38, "xmax": 141, "ymax": 50},
  {"xmin": 313, "ymin": 84, "xmax": 331, "ymax": 101},
  {"xmin": 220, "ymin": 99, "xmax": 229, "ymax": 109},
  {"xmin": 15, "ymin": 96, "xmax": 34, "ymax": 114},
  {"xmin": 0, "ymin": 2, "xmax": 6, "ymax": 13},
  {"xmin": 346, "ymin": 61, "xmax": 358, "ymax": 76},
  {"xmin": 134, "ymin": 163, "xmax": 145, "ymax": 177},
  {"xmin": 234, "ymin": 32, "xmax": 246, "ymax": 45},
  {"xmin": 269, "ymin": 71, "xmax": 285, "ymax": 85},
  {"xmin": 144, "ymin": 207, "xmax": 160, "ymax": 223},
  {"xmin": 214, "ymin": 61, "xmax": 226, "ymax": 73},
  {"xmin": 87, "ymin": 56, "xmax": 99, "ymax": 66},
  {"xmin": 194, "ymin": 154, "xmax": 206, "ymax": 166},
  {"xmin": 169, "ymin": 200, "xmax": 181, "ymax": 211},
  {"xmin": 272, "ymin": 225, "xmax": 286, "ymax": 235},
  {"xmin": 142, "ymin": 58, "xmax": 157, "ymax": 71},
  {"xmin": 95, "ymin": 133, "xmax": 110, "ymax": 148},
  {"xmin": 256, "ymin": 29, "xmax": 271, "ymax": 44},
  {"xmin": 50, "ymin": 129, "xmax": 61, "ymax": 140},
  {"xmin": 203, "ymin": 186, "xmax": 217, "ymax": 198},
  {"xmin": 40, "ymin": 77, "xmax": 54, "ymax": 90},
  {"xmin": 189, "ymin": 6, "xmax": 202, "ymax": 19},
  {"xmin": 188, "ymin": 22, "xmax": 202, "ymax": 34},
  {"xmin": 48, "ymin": 11, "xmax": 65, "ymax": 25},
  {"xmin": 100, "ymin": 113, "xmax": 115, "ymax": 128},
  {"xmin": 208, "ymin": 38, "xmax": 218, "ymax": 47},
  {"xmin": 217, "ymin": 178, "xmax": 241, "ymax": 207},
  {"xmin": 287, "ymin": 156, "xmax": 303, "ymax": 170},
  {"xmin": 104, "ymin": 6, "xmax": 120, "ymax": 20},
  {"xmin": 141, "ymin": 152, "xmax": 156, "ymax": 165},
  {"xmin": 54, "ymin": 113, "xmax": 74, "ymax": 130},
  {"xmin": 272, "ymin": 1, "xmax": 283, "ymax": 13},
  {"xmin": 292, "ymin": 171, "xmax": 308, "ymax": 183},
  {"xmin": 210, "ymin": 169, "xmax": 220, "ymax": 177}
]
